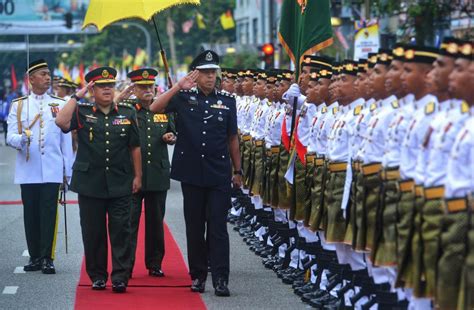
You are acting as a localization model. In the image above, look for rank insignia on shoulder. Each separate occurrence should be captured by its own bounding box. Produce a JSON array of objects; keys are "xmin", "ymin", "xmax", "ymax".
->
[
  {"xmin": 353, "ymin": 105, "xmax": 362, "ymax": 116},
  {"xmin": 370, "ymin": 103, "xmax": 377, "ymax": 112},
  {"xmin": 85, "ymin": 114, "xmax": 98, "ymax": 123},
  {"xmin": 153, "ymin": 114, "xmax": 168, "ymax": 123},
  {"xmin": 425, "ymin": 102, "xmax": 435, "ymax": 115},
  {"xmin": 332, "ymin": 107, "xmax": 338, "ymax": 115},
  {"xmin": 391, "ymin": 100, "xmax": 399, "ymax": 109},
  {"xmin": 322, "ymin": 107, "xmax": 327, "ymax": 114},
  {"xmin": 461, "ymin": 101, "xmax": 469, "ymax": 114}
]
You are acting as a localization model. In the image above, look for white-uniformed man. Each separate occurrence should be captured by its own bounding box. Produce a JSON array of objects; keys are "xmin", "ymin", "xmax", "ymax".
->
[
  {"xmin": 395, "ymin": 45, "xmax": 439, "ymax": 308},
  {"xmin": 436, "ymin": 38, "xmax": 473, "ymax": 310},
  {"xmin": 7, "ymin": 59, "xmax": 73, "ymax": 274}
]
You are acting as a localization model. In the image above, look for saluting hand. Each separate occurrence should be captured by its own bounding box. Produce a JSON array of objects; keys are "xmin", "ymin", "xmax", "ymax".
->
[
  {"xmin": 177, "ymin": 70, "xmax": 199, "ymax": 90},
  {"xmin": 75, "ymin": 81, "xmax": 94, "ymax": 99},
  {"xmin": 115, "ymin": 83, "xmax": 135, "ymax": 102}
]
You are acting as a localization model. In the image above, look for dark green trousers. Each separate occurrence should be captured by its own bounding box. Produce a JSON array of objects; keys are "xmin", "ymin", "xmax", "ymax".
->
[
  {"xmin": 436, "ymin": 208, "xmax": 468, "ymax": 310},
  {"xmin": 277, "ymin": 146, "xmax": 291, "ymax": 210},
  {"xmin": 324, "ymin": 171, "xmax": 347, "ymax": 243},
  {"xmin": 20, "ymin": 183, "xmax": 60, "ymax": 260},
  {"xmin": 308, "ymin": 164, "xmax": 327, "ymax": 231},
  {"xmin": 130, "ymin": 191, "xmax": 166, "ymax": 271},
  {"xmin": 78, "ymin": 194, "xmax": 132, "ymax": 283}
]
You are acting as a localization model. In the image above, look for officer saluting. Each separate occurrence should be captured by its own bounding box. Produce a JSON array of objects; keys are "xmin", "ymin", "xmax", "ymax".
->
[
  {"xmin": 126, "ymin": 68, "xmax": 176, "ymax": 278},
  {"xmin": 150, "ymin": 50, "xmax": 241, "ymax": 297},
  {"xmin": 7, "ymin": 59, "xmax": 73, "ymax": 274},
  {"xmin": 55, "ymin": 67, "xmax": 142, "ymax": 293}
]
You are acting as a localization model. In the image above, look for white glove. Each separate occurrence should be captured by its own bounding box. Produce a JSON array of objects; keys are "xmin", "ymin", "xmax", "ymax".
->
[
  {"xmin": 283, "ymin": 84, "xmax": 306, "ymax": 110},
  {"xmin": 20, "ymin": 131, "xmax": 32, "ymax": 147}
]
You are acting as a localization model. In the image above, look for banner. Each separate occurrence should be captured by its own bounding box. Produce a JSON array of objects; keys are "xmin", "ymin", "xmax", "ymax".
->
[
  {"xmin": 354, "ymin": 20, "xmax": 380, "ymax": 60},
  {"xmin": 0, "ymin": 0, "xmax": 91, "ymax": 34},
  {"xmin": 278, "ymin": 0, "xmax": 333, "ymax": 77}
]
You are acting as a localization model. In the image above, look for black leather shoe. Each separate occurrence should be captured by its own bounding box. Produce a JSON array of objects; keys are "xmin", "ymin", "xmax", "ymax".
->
[
  {"xmin": 214, "ymin": 278, "xmax": 230, "ymax": 297},
  {"xmin": 191, "ymin": 279, "xmax": 206, "ymax": 293},
  {"xmin": 148, "ymin": 268, "xmax": 164, "ymax": 277},
  {"xmin": 24, "ymin": 258, "xmax": 41, "ymax": 272},
  {"xmin": 92, "ymin": 280, "xmax": 106, "ymax": 290},
  {"xmin": 112, "ymin": 281, "xmax": 127, "ymax": 293},
  {"xmin": 41, "ymin": 258, "xmax": 56, "ymax": 274}
]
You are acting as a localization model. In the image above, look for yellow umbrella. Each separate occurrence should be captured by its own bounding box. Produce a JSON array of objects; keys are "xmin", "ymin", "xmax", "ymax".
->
[{"xmin": 82, "ymin": 0, "xmax": 201, "ymax": 86}]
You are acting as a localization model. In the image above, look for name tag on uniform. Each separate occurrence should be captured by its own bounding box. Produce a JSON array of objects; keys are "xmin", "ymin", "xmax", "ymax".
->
[
  {"xmin": 113, "ymin": 118, "xmax": 131, "ymax": 125},
  {"xmin": 85, "ymin": 114, "xmax": 98, "ymax": 123},
  {"xmin": 153, "ymin": 114, "xmax": 168, "ymax": 123},
  {"xmin": 210, "ymin": 103, "xmax": 229, "ymax": 110}
]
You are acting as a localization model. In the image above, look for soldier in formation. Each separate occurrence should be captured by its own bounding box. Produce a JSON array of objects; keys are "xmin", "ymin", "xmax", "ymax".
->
[{"xmin": 227, "ymin": 38, "xmax": 473, "ymax": 309}]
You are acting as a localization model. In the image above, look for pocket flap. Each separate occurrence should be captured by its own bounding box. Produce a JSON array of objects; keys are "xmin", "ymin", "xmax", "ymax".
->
[{"xmin": 72, "ymin": 161, "xmax": 89, "ymax": 172}]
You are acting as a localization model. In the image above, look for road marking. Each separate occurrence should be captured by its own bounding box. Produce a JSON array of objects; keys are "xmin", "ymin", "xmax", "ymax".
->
[
  {"xmin": 22, "ymin": 250, "xmax": 29, "ymax": 257},
  {"xmin": 2, "ymin": 286, "xmax": 18, "ymax": 294},
  {"xmin": 14, "ymin": 267, "xmax": 25, "ymax": 274}
]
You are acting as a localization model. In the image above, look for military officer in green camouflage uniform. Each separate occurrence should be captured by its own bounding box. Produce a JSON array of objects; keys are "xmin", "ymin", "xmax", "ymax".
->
[
  {"xmin": 56, "ymin": 67, "xmax": 142, "ymax": 293},
  {"xmin": 126, "ymin": 68, "xmax": 176, "ymax": 278}
]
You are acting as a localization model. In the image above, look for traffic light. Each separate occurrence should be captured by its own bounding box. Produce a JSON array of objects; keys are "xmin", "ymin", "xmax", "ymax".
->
[
  {"xmin": 261, "ymin": 43, "xmax": 274, "ymax": 69},
  {"xmin": 64, "ymin": 12, "xmax": 73, "ymax": 29}
]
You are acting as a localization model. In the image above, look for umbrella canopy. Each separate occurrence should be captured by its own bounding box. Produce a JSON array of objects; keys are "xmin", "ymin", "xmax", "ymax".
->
[{"xmin": 83, "ymin": 0, "xmax": 200, "ymax": 31}]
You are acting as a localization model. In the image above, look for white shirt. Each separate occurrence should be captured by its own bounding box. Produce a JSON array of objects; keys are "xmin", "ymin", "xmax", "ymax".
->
[
  {"xmin": 350, "ymin": 99, "xmax": 373, "ymax": 161},
  {"xmin": 264, "ymin": 102, "xmax": 286, "ymax": 148},
  {"xmin": 424, "ymin": 100, "xmax": 470, "ymax": 187},
  {"xmin": 250, "ymin": 98, "xmax": 271, "ymax": 139},
  {"xmin": 360, "ymin": 95, "xmax": 399, "ymax": 164},
  {"xmin": 400, "ymin": 94, "xmax": 439, "ymax": 181},
  {"xmin": 7, "ymin": 92, "xmax": 73, "ymax": 184},
  {"xmin": 307, "ymin": 103, "xmax": 328, "ymax": 153},
  {"xmin": 383, "ymin": 94, "xmax": 415, "ymax": 168},
  {"xmin": 445, "ymin": 116, "xmax": 474, "ymax": 198},
  {"xmin": 314, "ymin": 101, "xmax": 339, "ymax": 156}
]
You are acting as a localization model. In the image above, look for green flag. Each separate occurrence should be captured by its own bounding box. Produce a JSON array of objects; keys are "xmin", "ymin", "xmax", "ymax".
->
[{"xmin": 278, "ymin": 0, "xmax": 333, "ymax": 76}]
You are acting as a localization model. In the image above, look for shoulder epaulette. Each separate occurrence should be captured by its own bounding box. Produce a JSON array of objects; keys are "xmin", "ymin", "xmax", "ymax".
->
[
  {"xmin": 253, "ymin": 98, "xmax": 259, "ymax": 103},
  {"xmin": 50, "ymin": 94, "xmax": 66, "ymax": 101},
  {"xmin": 461, "ymin": 101, "xmax": 469, "ymax": 114},
  {"xmin": 122, "ymin": 99, "xmax": 137, "ymax": 105},
  {"xmin": 322, "ymin": 107, "xmax": 327, "ymax": 114},
  {"xmin": 391, "ymin": 100, "xmax": 399, "ymax": 109},
  {"xmin": 118, "ymin": 102, "xmax": 135, "ymax": 109},
  {"xmin": 353, "ymin": 105, "xmax": 362, "ymax": 116},
  {"xmin": 218, "ymin": 91, "xmax": 235, "ymax": 98},
  {"xmin": 12, "ymin": 96, "xmax": 27, "ymax": 102},
  {"xmin": 370, "ymin": 103, "xmax": 378, "ymax": 112},
  {"xmin": 425, "ymin": 102, "xmax": 435, "ymax": 115},
  {"xmin": 332, "ymin": 107, "xmax": 338, "ymax": 115}
]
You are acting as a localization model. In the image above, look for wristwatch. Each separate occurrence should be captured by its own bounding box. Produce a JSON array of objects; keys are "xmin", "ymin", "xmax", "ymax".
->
[
  {"xmin": 233, "ymin": 169, "xmax": 243, "ymax": 175},
  {"xmin": 71, "ymin": 93, "xmax": 80, "ymax": 101}
]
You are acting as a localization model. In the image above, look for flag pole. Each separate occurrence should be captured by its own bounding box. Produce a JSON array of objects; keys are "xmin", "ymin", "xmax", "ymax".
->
[{"xmin": 152, "ymin": 16, "xmax": 173, "ymax": 88}]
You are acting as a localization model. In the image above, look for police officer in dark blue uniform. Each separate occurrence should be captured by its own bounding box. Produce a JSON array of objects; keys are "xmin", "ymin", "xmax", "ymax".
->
[{"xmin": 149, "ymin": 50, "xmax": 242, "ymax": 297}]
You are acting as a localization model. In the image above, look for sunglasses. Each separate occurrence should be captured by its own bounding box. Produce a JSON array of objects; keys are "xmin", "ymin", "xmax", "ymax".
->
[{"xmin": 95, "ymin": 83, "xmax": 116, "ymax": 89}]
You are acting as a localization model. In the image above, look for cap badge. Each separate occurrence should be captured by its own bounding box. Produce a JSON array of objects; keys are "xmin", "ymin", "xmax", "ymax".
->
[
  {"xmin": 447, "ymin": 43, "xmax": 458, "ymax": 54},
  {"xmin": 142, "ymin": 70, "xmax": 149, "ymax": 79},
  {"xmin": 405, "ymin": 49, "xmax": 415, "ymax": 60},
  {"xmin": 393, "ymin": 47, "xmax": 404, "ymax": 57},
  {"xmin": 102, "ymin": 69, "xmax": 109, "ymax": 78},
  {"xmin": 460, "ymin": 43, "xmax": 472, "ymax": 56},
  {"xmin": 205, "ymin": 52, "xmax": 213, "ymax": 61}
]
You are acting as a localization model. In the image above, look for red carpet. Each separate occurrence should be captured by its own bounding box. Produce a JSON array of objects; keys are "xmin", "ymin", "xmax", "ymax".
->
[{"xmin": 75, "ymin": 211, "xmax": 206, "ymax": 309}]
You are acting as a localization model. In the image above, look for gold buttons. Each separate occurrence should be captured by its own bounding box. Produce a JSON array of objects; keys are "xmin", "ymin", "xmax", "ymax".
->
[
  {"xmin": 106, "ymin": 167, "xmax": 109, "ymax": 170},
  {"xmin": 106, "ymin": 149, "xmax": 109, "ymax": 153},
  {"xmin": 147, "ymin": 127, "xmax": 151, "ymax": 130},
  {"xmin": 147, "ymin": 152, "xmax": 151, "ymax": 155},
  {"xmin": 147, "ymin": 135, "xmax": 151, "ymax": 138},
  {"xmin": 106, "ymin": 158, "xmax": 109, "ymax": 162},
  {"xmin": 147, "ymin": 160, "xmax": 151, "ymax": 164},
  {"xmin": 106, "ymin": 132, "xmax": 109, "ymax": 136},
  {"xmin": 105, "ymin": 116, "xmax": 108, "ymax": 120},
  {"xmin": 122, "ymin": 128, "xmax": 125, "ymax": 132},
  {"xmin": 148, "ymin": 144, "xmax": 151, "ymax": 147},
  {"xmin": 106, "ymin": 123, "xmax": 109, "ymax": 127}
]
